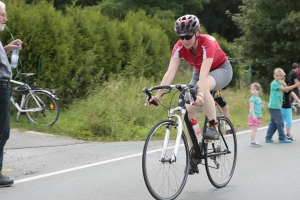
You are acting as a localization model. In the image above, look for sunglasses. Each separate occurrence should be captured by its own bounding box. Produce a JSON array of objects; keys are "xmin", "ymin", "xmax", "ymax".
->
[{"xmin": 179, "ymin": 34, "xmax": 194, "ymax": 40}]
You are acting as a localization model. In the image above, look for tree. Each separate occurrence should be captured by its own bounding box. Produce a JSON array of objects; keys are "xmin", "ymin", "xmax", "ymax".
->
[
  {"xmin": 197, "ymin": 0, "xmax": 242, "ymax": 42},
  {"xmin": 99, "ymin": 0, "xmax": 209, "ymax": 19},
  {"xmin": 26, "ymin": 0, "xmax": 103, "ymax": 9},
  {"xmin": 231, "ymin": 0, "xmax": 300, "ymax": 90}
]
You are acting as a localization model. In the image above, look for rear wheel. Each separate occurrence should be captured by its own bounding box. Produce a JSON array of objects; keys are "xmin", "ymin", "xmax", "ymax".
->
[
  {"xmin": 24, "ymin": 91, "xmax": 59, "ymax": 126},
  {"xmin": 204, "ymin": 116, "xmax": 237, "ymax": 188},
  {"xmin": 142, "ymin": 120, "xmax": 189, "ymax": 200}
]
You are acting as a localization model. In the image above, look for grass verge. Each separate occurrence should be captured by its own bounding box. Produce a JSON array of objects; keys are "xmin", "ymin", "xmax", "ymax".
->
[{"xmin": 10, "ymin": 71, "xmax": 299, "ymax": 142}]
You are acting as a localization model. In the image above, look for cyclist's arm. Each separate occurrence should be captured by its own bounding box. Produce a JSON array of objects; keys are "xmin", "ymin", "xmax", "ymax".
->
[{"xmin": 155, "ymin": 57, "xmax": 180, "ymax": 99}]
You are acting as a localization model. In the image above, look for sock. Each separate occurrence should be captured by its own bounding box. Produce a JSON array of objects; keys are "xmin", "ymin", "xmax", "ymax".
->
[
  {"xmin": 226, "ymin": 125, "xmax": 231, "ymax": 130},
  {"xmin": 209, "ymin": 119, "xmax": 215, "ymax": 127}
]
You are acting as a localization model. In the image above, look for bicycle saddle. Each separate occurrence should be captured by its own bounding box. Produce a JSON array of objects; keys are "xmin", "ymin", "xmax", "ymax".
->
[
  {"xmin": 20, "ymin": 73, "xmax": 36, "ymax": 78},
  {"xmin": 14, "ymin": 85, "xmax": 30, "ymax": 95}
]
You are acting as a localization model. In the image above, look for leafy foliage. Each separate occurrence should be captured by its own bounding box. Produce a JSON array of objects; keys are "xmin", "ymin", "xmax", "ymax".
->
[
  {"xmin": 198, "ymin": 0, "xmax": 242, "ymax": 42},
  {"xmin": 11, "ymin": 72, "xmax": 271, "ymax": 142},
  {"xmin": 231, "ymin": 0, "xmax": 300, "ymax": 91},
  {"xmin": 99, "ymin": 0, "xmax": 210, "ymax": 19},
  {"xmin": 4, "ymin": 1, "xmax": 172, "ymax": 106}
]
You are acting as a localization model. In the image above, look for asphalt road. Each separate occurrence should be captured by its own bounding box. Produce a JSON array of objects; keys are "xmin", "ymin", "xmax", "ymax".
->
[{"xmin": 2, "ymin": 119, "xmax": 300, "ymax": 200}]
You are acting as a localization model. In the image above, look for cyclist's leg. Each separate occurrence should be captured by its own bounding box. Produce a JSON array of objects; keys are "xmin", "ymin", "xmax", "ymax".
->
[
  {"xmin": 187, "ymin": 70, "xmax": 202, "ymax": 147},
  {"xmin": 203, "ymin": 61, "xmax": 232, "ymax": 139},
  {"xmin": 188, "ymin": 69, "xmax": 216, "ymax": 121},
  {"xmin": 188, "ymin": 70, "xmax": 219, "ymax": 140},
  {"xmin": 222, "ymin": 104, "xmax": 230, "ymax": 119},
  {"xmin": 214, "ymin": 91, "xmax": 232, "ymax": 133},
  {"xmin": 201, "ymin": 77, "xmax": 217, "ymax": 121}
]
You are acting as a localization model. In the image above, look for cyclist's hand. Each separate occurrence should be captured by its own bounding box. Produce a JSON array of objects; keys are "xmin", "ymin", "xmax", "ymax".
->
[
  {"xmin": 194, "ymin": 95, "xmax": 204, "ymax": 106},
  {"xmin": 146, "ymin": 96, "xmax": 159, "ymax": 107}
]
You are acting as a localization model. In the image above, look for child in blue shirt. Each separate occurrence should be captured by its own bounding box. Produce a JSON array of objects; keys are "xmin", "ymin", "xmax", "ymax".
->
[
  {"xmin": 248, "ymin": 82, "xmax": 263, "ymax": 147},
  {"xmin": 266, "ymin": 68, "xmax": 300, "ymax": 143}
]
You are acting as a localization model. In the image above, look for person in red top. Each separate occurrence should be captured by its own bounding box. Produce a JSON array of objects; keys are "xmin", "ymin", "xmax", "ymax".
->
[
  {"xmin": 296, "ymin": 63, "xmax": 300, "ymax": 82},
  {"xmin": 147, "ymin": 15, "xmax": 233, "ymax": 143}
]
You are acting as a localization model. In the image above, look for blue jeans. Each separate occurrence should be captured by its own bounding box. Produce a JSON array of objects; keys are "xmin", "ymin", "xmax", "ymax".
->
[
  {"xmin": 0, "ymin": 81, "xmax": 11, "ymax": 172},
  {"xmin": 266, "ymin": 108, "xmax": 286, "ymax": 141}
]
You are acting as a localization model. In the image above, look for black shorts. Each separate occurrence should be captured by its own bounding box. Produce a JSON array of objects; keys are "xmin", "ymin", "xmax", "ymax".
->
[{"xmin": 212, "ymin": 90, "xmax": 227, "ymax": 108}]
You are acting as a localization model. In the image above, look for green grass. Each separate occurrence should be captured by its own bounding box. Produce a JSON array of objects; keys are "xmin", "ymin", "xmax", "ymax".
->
[{"xmin": 10, "ymin": 71, "xmax": 300, "ymax": 142}]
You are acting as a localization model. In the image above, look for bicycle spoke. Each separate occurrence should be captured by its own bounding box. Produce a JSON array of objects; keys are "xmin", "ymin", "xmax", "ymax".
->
[
  {"xmin": 205, "ymin": 116, "xmax": 237, "ymax": 188},
  {"xmin": 142, "ymin": 120, "xmax": 189, "ymax": 200},
  {"xmin": 25, "ymin": 91, "xmax": 59, "ymax": 126}
]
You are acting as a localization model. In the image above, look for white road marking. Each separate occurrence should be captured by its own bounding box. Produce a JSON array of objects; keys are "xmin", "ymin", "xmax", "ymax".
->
[
  {"xmin": 14, "ymin": 152, "xmax": 142, "ymax": 184},
  {"xmin": 15, "ymin": 118, "xmax": 300, "ymax": 184}
]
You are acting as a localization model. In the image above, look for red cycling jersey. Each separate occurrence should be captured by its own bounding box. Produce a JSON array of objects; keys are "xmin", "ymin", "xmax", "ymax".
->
[{"xmin": 171, "ymin": 34, "xmax": 228, "ymax": 73}]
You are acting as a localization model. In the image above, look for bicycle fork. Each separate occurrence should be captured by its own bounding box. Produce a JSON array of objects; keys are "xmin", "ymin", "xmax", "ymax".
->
[{"xmin": 160, "ymin": 113, "xmax": 184, "ymax": 164}]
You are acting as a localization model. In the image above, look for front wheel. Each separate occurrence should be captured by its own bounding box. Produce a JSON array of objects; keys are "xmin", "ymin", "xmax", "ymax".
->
[
  {"xmin": 24, "ymin": 91, "xmax": 60, "ymax": 126},
  {"xmin": 205, "ymin": 116, "xmax": 237, "ymax": 188},
  {"xmin": 142, "ymin": 120, "xmax": 189, "ymax": 200}
]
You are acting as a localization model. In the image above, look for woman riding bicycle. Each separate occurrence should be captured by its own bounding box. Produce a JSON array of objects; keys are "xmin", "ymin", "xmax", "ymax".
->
[{"xmin": 147, "ymin": 14, "xmax": 233, "ymax": 140}]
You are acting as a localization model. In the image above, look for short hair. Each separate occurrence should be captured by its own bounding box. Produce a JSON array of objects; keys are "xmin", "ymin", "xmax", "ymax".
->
[
  {"xmin": 292, "ymin": 63, "xmax": 299, "ymax": 69},
  {"xmin": 251, "ymin": 82, "xmax": 262, "ymax": 94},
  {"xmin": 0, "ymin": 1, "xmax": 6, "ymax": 10},
  {"xmin": 274, "ymin": 68, "xmax": 285, "ymax": 74}
]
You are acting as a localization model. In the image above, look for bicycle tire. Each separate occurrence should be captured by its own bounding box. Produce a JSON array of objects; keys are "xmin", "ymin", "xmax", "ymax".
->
[
  {"xmin": 24, "ymin": 91, "xmax": 60, "ymax": 126},
  {"xmin": 142, "ymin": 120, "xmax": 189, "ymax": 200},
  {"xmin": 204, "ymin": 116, "xmax": 237, "ymax": 188}
]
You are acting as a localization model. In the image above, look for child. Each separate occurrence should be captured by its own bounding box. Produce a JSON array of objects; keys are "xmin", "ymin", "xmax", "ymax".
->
[
  {"xmin": 281, "ymin": 74, "xmax": 300, "ymax": 141},
  {"xmin": 265, "ymin": 68, "xmax": 300, "ymax": 143},
  {"xmin": 248, "ymin": 82, "xmax": 263, "ymax": 147}
]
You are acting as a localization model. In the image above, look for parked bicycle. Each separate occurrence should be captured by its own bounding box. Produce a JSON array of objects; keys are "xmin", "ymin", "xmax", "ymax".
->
[
  {"xmin": 142, "ymin": 84, "xmax": 237, "ymax": 200},
  {"xmin": 10, "ymin": 73, "xmax": 60, "ymax": 126}
]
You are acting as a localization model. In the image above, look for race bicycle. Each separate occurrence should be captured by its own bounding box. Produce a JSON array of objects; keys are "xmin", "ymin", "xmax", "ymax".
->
[
  {"xmin": 10, "ymin": 73, "xmax": 60, "ymax": 126},
  {"xmin": 142, "ymin": 84, "xmax": 237, "ymax": 200}
]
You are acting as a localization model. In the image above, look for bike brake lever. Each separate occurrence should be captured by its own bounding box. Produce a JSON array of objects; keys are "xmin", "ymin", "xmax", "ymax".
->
[
  {"xmin": 161, "ymin": 87, "xmax": 171, "ymax": 97},
  {"xmin": 143, "ymin": 87, "xmax": 158, "ymax": 106}
]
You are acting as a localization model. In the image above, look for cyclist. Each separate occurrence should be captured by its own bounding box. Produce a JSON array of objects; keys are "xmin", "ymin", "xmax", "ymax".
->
[{"xmin": 147, "ymin": 14, "xmax": 233, "ymax": 141}]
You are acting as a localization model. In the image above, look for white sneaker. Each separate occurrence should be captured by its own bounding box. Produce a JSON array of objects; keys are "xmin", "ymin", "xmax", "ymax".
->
[
  {"xmin": 251, "ymin": 141, "xmax": 262, "ymax": 147},
  {"xmin": 286, "ymin": 135, "xmax": 295, "ymax": 141}
]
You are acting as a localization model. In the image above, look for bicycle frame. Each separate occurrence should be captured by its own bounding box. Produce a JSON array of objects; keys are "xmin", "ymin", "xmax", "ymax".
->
[
  {"xmin": 146, "ymin": 85, "xmax": 230, "ymax": 164},
  {"xmin": 10, "ymin": 79, "xmax": 56, "ymax": 114},
  {"xmin": 160, "ymin": 92, "xmax": 204, "ymax": 163},
  {"xmin": 143, "ymin": 84, "xmax": 237, "ymax": 200}
]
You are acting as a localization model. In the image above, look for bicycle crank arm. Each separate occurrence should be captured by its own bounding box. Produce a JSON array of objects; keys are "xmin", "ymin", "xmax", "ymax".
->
[{"xmin": 206, "ymin": 150, "xmax": 230, "ymax": 158}]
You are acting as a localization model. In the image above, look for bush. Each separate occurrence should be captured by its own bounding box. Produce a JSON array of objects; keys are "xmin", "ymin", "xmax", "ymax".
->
[{"xmin": 4, "ymin": 1, "xmax": 172, "ymax": 107}]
